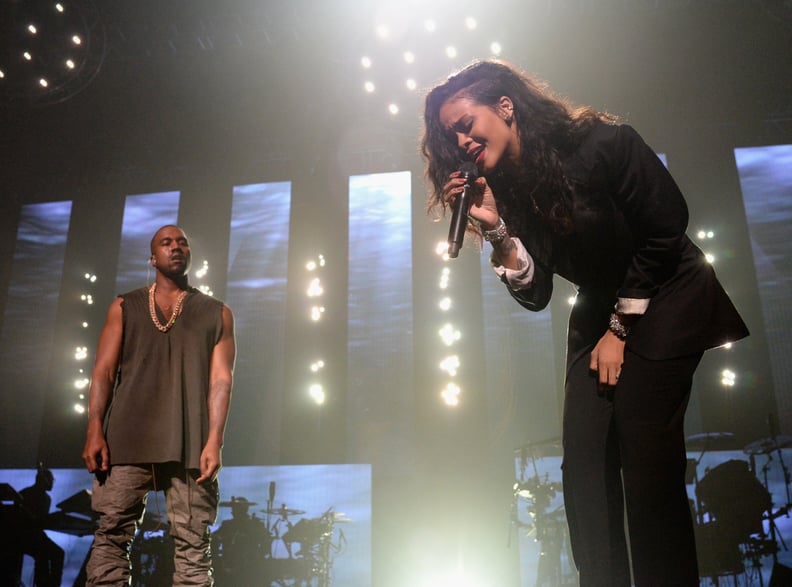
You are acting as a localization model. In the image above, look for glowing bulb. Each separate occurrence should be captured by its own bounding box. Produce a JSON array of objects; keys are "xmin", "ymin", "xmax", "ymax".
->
[
  {"xmin": 439, "ymin": 355, "xmax": 460, "ymax": 376},
  {"xmin": 364, "ymin": 81, "xmax": 375, "ymax": 93},
  {"xmin": 361, "ymin": 56, "xmax": 372, "ymax": 68},
  {"xmin": 445, "ymin": 46, "xmax": 458, "ymax": 58},
  {"xmin": 438, "ymin": 297, "xmax": 452, "ymax": 311},
  {"xmin": 464, "ymin": 17, "xmax": 477, "ymax": 30},
  {"xmin": 403, "ymin": 51, "xmax": 415, "ymax": 64},
  {"xmin": 490, "ymin": 42, "xmax": 502, "ymax": 55},
  {"xmin": 388, "ymin": 103, "xmax": 399, "ymax": 115},
  {"xmin": 309, "ymin": 384, "xmax": 326, "ymax": 405}
]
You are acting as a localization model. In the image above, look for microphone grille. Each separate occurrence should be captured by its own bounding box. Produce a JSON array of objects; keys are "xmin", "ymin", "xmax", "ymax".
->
[{"xmin": 459, "ymin": 161, "xmax": 479, "ymax": 179}]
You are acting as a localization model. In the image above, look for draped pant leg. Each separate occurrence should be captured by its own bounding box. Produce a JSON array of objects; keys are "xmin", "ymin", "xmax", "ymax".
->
[{"xmin": 562, "ymin": 345, "xmax": 701, "ymax": 587}]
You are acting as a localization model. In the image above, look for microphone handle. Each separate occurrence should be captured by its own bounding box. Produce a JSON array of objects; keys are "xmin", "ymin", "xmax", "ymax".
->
[{"xmin": 447, "ymin": 181, "xmax": 473, "ymax": 258}]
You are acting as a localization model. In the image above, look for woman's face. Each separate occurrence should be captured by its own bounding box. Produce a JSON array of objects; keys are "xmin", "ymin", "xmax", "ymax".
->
[{"xmin": 438, "ymin": 95, "xmax": 520, "ymax": 174}]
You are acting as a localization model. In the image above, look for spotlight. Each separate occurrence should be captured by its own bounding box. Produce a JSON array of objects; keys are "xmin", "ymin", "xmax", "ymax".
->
[
  {"xmin": 490, "ymin": 41, "xmax": 502, "ymax": 55},
  {"xmin": 403, "ymin": 51, "xmax": 415, "ymax": 64},
  {"xmin": 364, "ymin": 81, "xmax": 375, "ymax": 93},
  {"xmin": 438, "ymin": 297, "xmax": 451, "ymax": 311},
  {"xmin": 464, "ymin": 17, "xmax": 477, "ymax": 30},
  {"xmin": 28, "ymin": 24, "xmax": 38, "ymax": 35},
  {"xmin": 388, "ymin": 103, "xmax": 399, "ymax": 115},
  {"xmin": 439, "ymin": 355, "xmax": 460, "ymax": 376},
  {"xmin": 361, "ymin": 56, "xmax": 372, "ymax": 68},
  {"xmin": 424, "ymin": 19, "xmax": 436, "ymax": 32},
  {"xmin": 721, "ymin": 369, "xmax": 736, "ymax": 387},
  {"xmin": 441, "ymin": 382, "xmax": 461, "ymax": 406},
  {"xmin": 439, "ymin": 323, "xmax": 461, "ymax": 346},
  {"xmin": 309, "ymin": 383, "xmax": 326, "ymax": 405},
  {"xmin": 705, "ymin": 253, "xmax": 715, "ymax": 263},
  {"xmin": 307, "ymin": 277, "xmax": 324, "ymax": 297},
  {"xmin": 405, "ymin": 78, "xmax": 417, "ymax": 90},
  {"xmin": 445, "ymin": 46, "xmax": 458, "ymax": 58}
]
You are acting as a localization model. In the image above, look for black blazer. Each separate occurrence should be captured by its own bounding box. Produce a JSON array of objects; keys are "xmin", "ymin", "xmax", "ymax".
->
[{"xmin": 505, "ymin": 122, "xmax": 749, "ymax": 361}]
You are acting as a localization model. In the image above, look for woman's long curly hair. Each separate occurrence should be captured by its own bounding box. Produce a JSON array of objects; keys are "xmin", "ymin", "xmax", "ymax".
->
[{"xmin": 420, "ymin": 59, "xmax": 614, "ymax": 237}]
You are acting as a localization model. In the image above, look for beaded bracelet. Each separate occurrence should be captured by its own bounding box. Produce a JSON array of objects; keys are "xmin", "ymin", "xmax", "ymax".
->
[
  {"xmin": 483, "ymin": 217, "xmax": 508, "ymax": 244},
  {"xmin": 608, "ymin": 312, "xmax": 629, "ymax": 340}
]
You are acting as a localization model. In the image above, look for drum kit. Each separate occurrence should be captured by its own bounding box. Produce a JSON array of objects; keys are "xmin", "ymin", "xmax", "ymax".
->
[
  {"xmin": 512, "ymin": 432, "xmax": 792, "ymax": 587},
  {"xmin": 129, "ymin": 483, "xmax": 350, "ymax": 587},
  {"xmin": 688, "ymin": 432, "xmax": 792, "ymax": 585}
]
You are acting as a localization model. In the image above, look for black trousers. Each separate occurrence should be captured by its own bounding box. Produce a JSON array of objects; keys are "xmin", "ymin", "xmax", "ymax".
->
[{"xmin": 561, "ymin": 345, "xmax": 703, "ymax": 587}]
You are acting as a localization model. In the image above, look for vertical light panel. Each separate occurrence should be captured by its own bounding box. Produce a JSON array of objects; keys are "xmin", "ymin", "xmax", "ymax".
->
[
  {"xmin": 225, "ymin": 182, "xmax": 291, "ymax": 463},
  {"xmin": 0, "ymin": 201, "xmax": 72, "ymax": 465},
  {"xmin": 479, "ymin": 255, "xmax": 561, "ymax": 445},
  {"xmin": 736, "ymin": 145, "xmax": 792, "ymax": 424},
  {"xmin": 348, "ymin": 171, "xmax": 414, "ymax": 474},
  {"xmin": 114, "ymin": 191, "xmax": 180, "ymax": 295}
]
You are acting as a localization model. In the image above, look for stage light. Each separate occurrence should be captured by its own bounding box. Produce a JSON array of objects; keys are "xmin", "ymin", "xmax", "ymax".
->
[
  {"xmin": 721, "ymin": 369, "xmax": 736, "ymax": 387},
  {"xmin": 195, "ymin": 259, "xmax": 209, "ymax": 278},
  {"xmin": 439, "ymin": 355, "xmax": 460, "ymax": 376},
  {"xmin": 310, "ymin": 360, "xmax": 325, "ymax": 373},
  {"xmin": 705, "ymin": 253, "xmax": 715, "ymax": 263},
  {"xmin": 406, "ymin": 78, "xmax": 417, "ymax": 90},
  {"xmin": 439, "ymin": 267, "xmax": 450, "ymax": 290},
  {"xmin": 310, "ymin": 305, "xmax": 325, "ymax": 321},
  {"xmin": 424, "ymin": 19, "xmax": 436, "ymax": 32},
  {"xmin": 55, "ymin": 3, "xmax": 64, "ymax": 12},
  {"xmin": 28, "ymin": 25, "xmax": 38, "ymax": 35},
  {"xmin": 74, "ymin": 377, "xmax": 89, "ymax": 389},
  {"xmin": 0, "ymin": 70, "xmax": 4, "ymax": 79},
  {"xmin": 24, "ymin": 52, "xmax": 33, "ymax": 61},
  {"xmin": 567, "ymin": 296, "xmax": 576, "ymax": 306},
  {"xmin": 376, "ymin": 25, "xmax": 389, "ymax": 39},
  {"xmin": 361, "ymin": 56, "xmax": 372, "ymax": 68},
  {"xmin": 438, "ymin": 297, "xmax": 451, "ymax": 311},
  {"xmin": 81, "ymin": 321, "xmax": 88, "ymax": 328},
  {"xmin": 435, "ymin": 241, "xmax": 449, "ymax": 256},
  {"xmin": 720, "ymin": 342, "xmax": 733, "ymax": 349},
  {"xmin": 309, "ymin": 383, "xmax": 326, "ymax": 405},
  {"xmin": 440, "ymin": 382, "xmax": 461, "ymax": 406},
  {"xmin": 307, "ymin": 277, "xmax": 324, "ymax": 297},
  {"xmin": 388, "ymin": 103, "xmax": 399, "ymax": 115},
  {"xmin": 74, "ymin": 346, "xmax": 88, "ymax": 360},
  {"xmin": 364, "ymin": 81, "xmax": 375, "ymax": 93},
  {"xmin": 490, "ymin": 42, "xmax": 502, "ymax": 55},
  {"xmin": 439, "ymin": 323, "xmax": 461, "ymax": 346},
  {"xmin": 403, "ymin": 51, "xmax": 415, "ymax": 64},
  {"xmin": 74, "ymin": 404, "xmax": 85, "ymax": 414},
  {"xmin": 464, "ymin": 17, "xmax": 477, "ymax": 30},
  {"xmin": 197, "ymin": 285, "xmax": 213, "ymax": 296},
  {"xmin": 71, "ymin": 35, "xmax": 81, "ymax": 45},
  {"xmin": 39, "ymin": 78, "xmax": 49, "ymax": 88},
  {"xmin": 445, "ymin": 46, "xmax": 458, "ymax": 58}
]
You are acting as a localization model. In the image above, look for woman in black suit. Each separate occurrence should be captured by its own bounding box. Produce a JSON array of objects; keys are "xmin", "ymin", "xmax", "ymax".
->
[{"xmin": 420, "ymin": 59, "xmax": 749, "ymax": 587}]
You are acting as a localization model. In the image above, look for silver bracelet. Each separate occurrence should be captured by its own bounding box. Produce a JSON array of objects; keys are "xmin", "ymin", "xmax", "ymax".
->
[
  {"xmin": 608, "ymin": 312, "xmax": 629, "ymax": 340},
  {"xmin": 483, "ymin": 217, "xmax": 508, "ymax": 244}
]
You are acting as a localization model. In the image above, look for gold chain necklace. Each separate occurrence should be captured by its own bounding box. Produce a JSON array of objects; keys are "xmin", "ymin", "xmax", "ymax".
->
[{"xmin": 148, "ymin": 283, "xmax": 189, "ymax": 332}]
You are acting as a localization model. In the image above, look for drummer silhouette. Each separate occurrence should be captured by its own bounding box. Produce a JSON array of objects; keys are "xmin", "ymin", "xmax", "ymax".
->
[
  {"xmin": 19, "ymin": 464, "xmax": 64, "ymax": 587},
  {"xmin": 213, "ymin": 496, "xmax": 272, "ymax": 584}
]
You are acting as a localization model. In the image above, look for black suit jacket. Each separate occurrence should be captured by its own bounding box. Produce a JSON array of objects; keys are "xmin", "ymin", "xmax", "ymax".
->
[{"xmin": 506, "ymin": 122, "xmax": 749, "ymax": 361}]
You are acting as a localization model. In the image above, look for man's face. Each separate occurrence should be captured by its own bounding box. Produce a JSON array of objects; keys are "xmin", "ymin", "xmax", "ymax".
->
[{"xmin": 150, "ymin": 226, "xmax": 191, "ymax": 276}]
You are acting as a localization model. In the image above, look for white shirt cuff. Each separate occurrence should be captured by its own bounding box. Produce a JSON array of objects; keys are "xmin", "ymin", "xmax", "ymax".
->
[
  {"xmin": 490, "ymin": 237, "xmax": 535, "ymax": 290},
  {"xmin": 616, "ymin": 297, "xmax": 650, "ymax": 315}
]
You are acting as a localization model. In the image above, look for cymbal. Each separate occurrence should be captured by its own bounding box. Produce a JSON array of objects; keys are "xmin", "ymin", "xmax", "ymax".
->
[
  {"xmin": 744, "ymin": 435, "xmax": 792, "ymax": 455},
  {"xmin": 261, "ymin": 506, "xmax": 305, "ymax": 516},
  {"xmin": 513, "ymin": 437, "xmax": 562, "ymax": 454},
  {"xmin": 686, "ymin": 432, "xmax": 734, "ymax": 449}
]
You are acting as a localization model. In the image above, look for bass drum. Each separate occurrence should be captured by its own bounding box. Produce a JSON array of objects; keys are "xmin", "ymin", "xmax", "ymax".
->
[{"xmin": 696, "ymin": 459, "xmax": 771, "ymax": 539}]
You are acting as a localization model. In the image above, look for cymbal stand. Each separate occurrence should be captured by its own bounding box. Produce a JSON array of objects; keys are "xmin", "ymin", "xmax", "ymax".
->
[
  {"xmin": 760, "ymin": 457, "xmax": 789, "ymax": 573},
  {"xmin": 774, "ymin": 447, "xmax": 792, "ymax": 508}
]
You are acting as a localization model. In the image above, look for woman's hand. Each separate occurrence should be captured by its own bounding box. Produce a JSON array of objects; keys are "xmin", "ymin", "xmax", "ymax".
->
[
  {"xmin": 443, "ymin": 172, "xmax": 499, "ymax": 229},
  {"xmin": 589, "ymin": 330, "xmax": 625, "ymax": 389}
]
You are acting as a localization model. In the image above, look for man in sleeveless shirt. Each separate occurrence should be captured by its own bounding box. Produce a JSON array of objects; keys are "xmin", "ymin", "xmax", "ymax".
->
[{"xmin": 82, "ymin": 225, "xmax": 236, "ymax": 586}]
